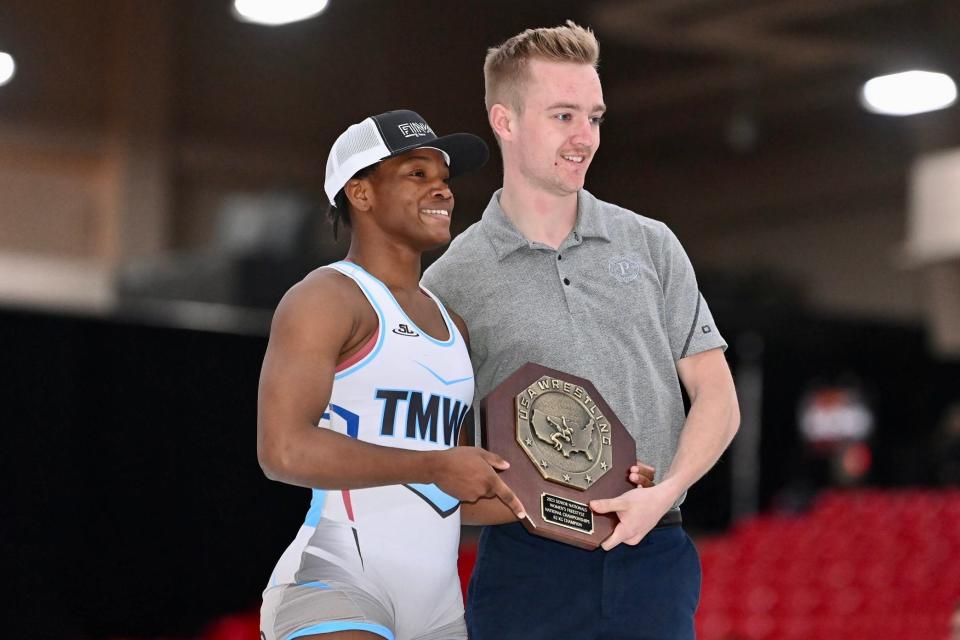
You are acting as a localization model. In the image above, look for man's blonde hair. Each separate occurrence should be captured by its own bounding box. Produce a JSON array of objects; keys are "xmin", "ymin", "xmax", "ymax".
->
[{"xmin": 484, "ymin": 21, "xmax": 600, "ymax": 114}]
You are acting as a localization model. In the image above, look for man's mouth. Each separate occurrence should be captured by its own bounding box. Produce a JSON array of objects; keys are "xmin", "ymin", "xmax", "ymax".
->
[
  {"xmin": 421, "ymin": 208, "xmax": 451, "ymax": 218},
  {"xmin": 561, "ymin": 154, "xmax": 586, "ymax": 164}
]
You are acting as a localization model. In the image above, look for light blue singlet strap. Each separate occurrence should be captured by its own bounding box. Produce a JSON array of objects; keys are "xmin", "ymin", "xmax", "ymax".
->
[{"xmin": 326, "ymin": 261, "xmax": 388, "ymax": 380}]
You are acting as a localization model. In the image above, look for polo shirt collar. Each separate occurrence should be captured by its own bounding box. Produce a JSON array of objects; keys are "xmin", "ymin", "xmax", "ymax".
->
[{"xmin": 480, "ymin": 188, "xmax": 612, "ymax": 261}]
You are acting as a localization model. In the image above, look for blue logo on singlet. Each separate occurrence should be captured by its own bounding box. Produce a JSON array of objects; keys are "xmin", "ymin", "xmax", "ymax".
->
[
  {"xmin": 323, "ymin": 404, "xmax": 360, "ymax": 438},
  {"xmin": 375, "ymin": 389, "xmax": 470, "ymax": 446}
]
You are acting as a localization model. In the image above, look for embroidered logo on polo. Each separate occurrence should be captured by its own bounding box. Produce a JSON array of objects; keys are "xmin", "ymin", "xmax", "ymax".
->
[
  {"xmin": 607, "ymin": 256, "xmax": 641, "ymax": 283},
  {"xmin": 398, "ymin": 122, "xmax": 434, "ymax": 138},
  {"xmin": 392, "ymin": 323, "xmax": 419, "ymax": 337}
]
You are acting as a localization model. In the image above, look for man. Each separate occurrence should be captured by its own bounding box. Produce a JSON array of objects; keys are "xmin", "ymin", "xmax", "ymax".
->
[
  {"xmin": 256, "ymin": 109, "xmax": 527, "ymax": 640},
  {"xmin": 421, "ymin": 22, "xmax": 740, "ymax": 639}
]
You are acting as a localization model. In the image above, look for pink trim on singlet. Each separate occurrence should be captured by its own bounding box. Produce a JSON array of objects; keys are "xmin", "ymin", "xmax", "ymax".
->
[
  {"xmin": 341, "ymin": 490, "xmax": 356, "ymax": 522},
  {"xmin": 334, "ymin": 326, "xmax": 379, "ymax": 373}
]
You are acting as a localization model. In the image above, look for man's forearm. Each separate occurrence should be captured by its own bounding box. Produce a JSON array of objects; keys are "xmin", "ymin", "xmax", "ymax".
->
[{"xmin": 659, "ymin": 379, "xmax": 740, "ymax": 502}]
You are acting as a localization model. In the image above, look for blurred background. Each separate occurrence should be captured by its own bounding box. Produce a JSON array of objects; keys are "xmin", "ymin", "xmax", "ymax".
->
[{"xmin": 2, "ymin": 1, "xmax": 959, "ymax": 638}]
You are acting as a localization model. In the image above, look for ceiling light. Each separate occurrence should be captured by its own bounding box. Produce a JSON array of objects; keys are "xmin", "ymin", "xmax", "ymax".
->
[
  {"xmin": 0, "ymin": 52, "xmax": 15, "ymax": 87},
  {"xmin": 860, "ymin": 70, "xmax": 957, "ymax": 116},
  {"xmin": 232, "ymin": 0, "xmax": 329, "ymax": 26}
]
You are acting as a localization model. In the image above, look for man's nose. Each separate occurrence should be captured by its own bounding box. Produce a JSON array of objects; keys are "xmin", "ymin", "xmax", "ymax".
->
[{"xmin": 569, "ymin": 116, "xmax": 596, "ymax": 146}]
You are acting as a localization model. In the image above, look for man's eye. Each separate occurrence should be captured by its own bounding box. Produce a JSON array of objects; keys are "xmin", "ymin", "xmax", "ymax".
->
[
  {"xmin": 410, "ymin": 169, "xmax": 425, "ymax": 177},
  {"xmin": 555, "ymin": 113, "xmax": 572, "ymax": 122},
  {"xmin": 591, "ymin": 116, "xmax": 605, "ymax": 125}
]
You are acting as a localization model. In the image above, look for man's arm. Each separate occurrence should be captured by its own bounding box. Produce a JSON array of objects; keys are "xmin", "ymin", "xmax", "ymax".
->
[
  {"xmin": 257, "ymin": 272, "xmax": 526, "ymax": 516},
  {"xmin": 590, "ymin": 348, "xmax": 739, "ymax": 550}
]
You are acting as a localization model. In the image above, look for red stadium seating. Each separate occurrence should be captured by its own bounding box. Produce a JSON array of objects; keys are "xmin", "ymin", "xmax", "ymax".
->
[
  {"xmin": 201, "ymin": 610, "xmax": 260, "ymax": 640},
  {"xmin": 695, "ymin": 489, "xmax": 960, "ymax": 640}
]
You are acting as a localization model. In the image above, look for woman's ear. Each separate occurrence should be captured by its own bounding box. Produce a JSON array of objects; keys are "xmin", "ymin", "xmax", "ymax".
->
[{"xmin": 344, "ymin": 177, "xmax": 373, "ymax": 214}]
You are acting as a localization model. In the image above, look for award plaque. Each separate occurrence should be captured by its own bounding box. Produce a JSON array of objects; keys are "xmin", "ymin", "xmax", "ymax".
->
[{"xmin": 479, "ymin": 362, "xmax": 637, "ymax": 550}]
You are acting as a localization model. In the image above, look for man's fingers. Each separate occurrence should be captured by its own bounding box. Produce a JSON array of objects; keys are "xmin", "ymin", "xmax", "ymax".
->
[
  {"xmin": 493, "ymin": 478, "xmax": 526, "ymax": 520},
  {"xmin": 630, "ymin": 463, "xmax": 655, "ymax": 483},
  {"xmin": 633, "ymin": 461, "xmax": 655, "ymax": 475},
  {"xmin": 628, "ymin": 461, "xmax": 655, "ymax": 488},
  {"xmin": 601, "ymin": 524, "xmax": 626, "ymax": 551},
  {"xmin": 590, "ymin": 497, "xmax": 623, "ymax": 514},
  {"xmin": 629, "ymin": 471, "xmax": 654, "ymax": 488}
]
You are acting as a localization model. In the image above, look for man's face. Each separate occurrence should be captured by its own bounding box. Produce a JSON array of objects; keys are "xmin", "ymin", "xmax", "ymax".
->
[
  {"xmin": 511, "ymin": 59, "xmax": 605, "ymax": 197},
  {"xmin": 360, "ymin": 148, "xmax": 454, "ymax": 250}
]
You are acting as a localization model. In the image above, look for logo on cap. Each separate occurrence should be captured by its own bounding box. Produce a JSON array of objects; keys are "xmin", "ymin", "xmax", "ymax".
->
[{"xmin": 398, "ymin": 122, "xmax": 434, "ymax": 138}]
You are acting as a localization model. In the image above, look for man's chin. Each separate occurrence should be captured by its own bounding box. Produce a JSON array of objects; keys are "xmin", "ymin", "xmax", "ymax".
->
[
  {"xmin": 553, "ymin": 171, "xmax": 587, "ymax": 194},
  {"xmin": 556, "ymin": 179, "xmax": 586, "ymax": 196}
]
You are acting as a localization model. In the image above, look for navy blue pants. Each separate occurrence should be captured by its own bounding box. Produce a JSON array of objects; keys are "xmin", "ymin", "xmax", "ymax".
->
[{"xmin": 466, "ymin": 522, "xmax": 701, "ymax": 640}]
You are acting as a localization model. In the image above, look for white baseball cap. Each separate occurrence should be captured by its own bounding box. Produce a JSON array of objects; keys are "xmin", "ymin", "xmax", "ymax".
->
[{"xmin": 324, "ymin": 109, "xmax": 489, "ymax": 206}]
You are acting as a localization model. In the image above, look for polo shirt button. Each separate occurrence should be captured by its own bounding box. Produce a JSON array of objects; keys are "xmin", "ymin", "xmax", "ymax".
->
[
  {"xmin": 563, "ymin": 277, "xmax": 571, "ymax": 286},
  {"xmin": 557, "ymin": 254, "xmax": 562, "ymax": 261}
]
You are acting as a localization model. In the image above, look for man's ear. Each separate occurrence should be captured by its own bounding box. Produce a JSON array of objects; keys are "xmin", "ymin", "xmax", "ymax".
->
[
  {"xmin": 489, "ymin": 103, "xmax": 516, "ymax": 142},
  {"xmin": 344, "ymin": 177, "xmax": 373, "ymax": 214}
]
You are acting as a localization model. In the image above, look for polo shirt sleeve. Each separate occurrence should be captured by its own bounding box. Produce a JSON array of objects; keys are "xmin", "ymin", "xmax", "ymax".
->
[
  {"xmin": 420, "ymin": 256, "xmax": 463, "ymax": 308},
  {"xmin": 420, "ymin": 260, "xmax": 448, "ymax": 301},
  {"xmin": 421, "ymin": 256, "xmax": 467, "ymax": 320},
  {"xmin": 422, "ymin": 255, "xmax": 490, "ymax": 369},
  {"xmin": 659, "ymin": 226, "xmax": 728, "ymax": 361}
]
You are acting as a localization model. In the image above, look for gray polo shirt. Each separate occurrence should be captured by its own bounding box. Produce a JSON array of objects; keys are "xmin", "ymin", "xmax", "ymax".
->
[{"xmin": 422, "ymin": 189, "xmax": 726, "ymax": 501}]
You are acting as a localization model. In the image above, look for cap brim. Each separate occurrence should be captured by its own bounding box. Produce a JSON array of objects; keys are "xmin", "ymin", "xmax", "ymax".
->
[{"xmin": 387, "ymin": 132, "xmax": 489, "ymax": 177}]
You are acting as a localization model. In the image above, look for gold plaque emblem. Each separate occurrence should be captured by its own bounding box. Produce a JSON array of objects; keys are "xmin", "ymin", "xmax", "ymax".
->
[{"xmin": 515, "ymin": 375, "xmax": 613, "ymax": 490}]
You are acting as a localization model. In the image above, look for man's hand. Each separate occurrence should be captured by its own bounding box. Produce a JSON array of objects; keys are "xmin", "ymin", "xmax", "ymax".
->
[
  {"xmin": 629, "ymin": 461, "xmax": 655, "ymax": 488},
  {"xmin": 432, "ymin": 447, "xmax": 527, "ymax": 520},
  {"xmin": 590, "ymin": 484, "xmax": 675, "ymax": 551}
]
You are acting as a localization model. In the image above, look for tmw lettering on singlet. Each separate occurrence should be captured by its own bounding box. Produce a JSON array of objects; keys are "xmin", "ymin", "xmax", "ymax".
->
[{"xmin": 375, "ymin": 389, "xmax": 471, "ymax": 445}]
